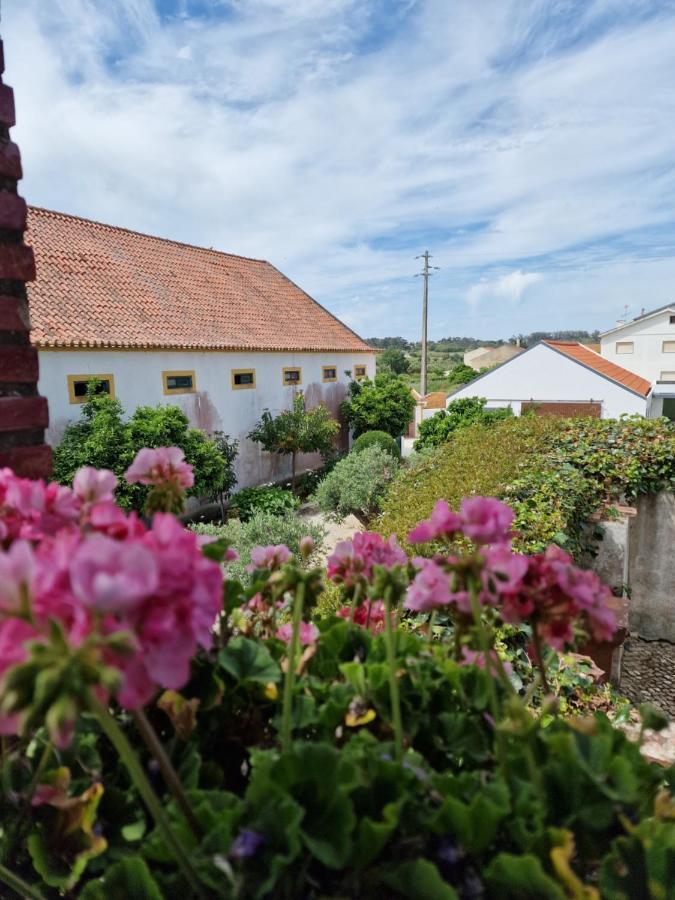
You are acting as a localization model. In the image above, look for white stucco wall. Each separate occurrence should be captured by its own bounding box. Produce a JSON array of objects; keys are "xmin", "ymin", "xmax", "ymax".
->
[
  {"xmin": 444, "ymin": 343, "xmax": 648, "ymax": 419},
  {"xmin": 39, "ymin": 349, "xmax": 376, "ymax": 489},
  {"xmin": 600, "ymin": 309, "xmax": 675, "ymax": 382}
]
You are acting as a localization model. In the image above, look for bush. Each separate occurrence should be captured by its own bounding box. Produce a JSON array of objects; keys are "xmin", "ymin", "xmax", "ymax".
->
[
  {"xmin": 447, "ymin": 362, "xmax": 478, "ymax": 384},
  {"xmin": 314, "ymin": 444, "xmax": 399, "ymax": 522},
  {"xmin": 351, "ymin": 430, "xmax": 401, "ymax": 459},
  {"xmin": 340, "ymin": 372, "xmax": 415, "ymax": 438},
  {"xmin": 228, "ymin": 485, "xmax": 298, "ymax": 522},
  {"xmin": 415, "ymin": 397, "xmax": 513, "ymax": 450},
  {"xmin": 192, "ymin": 510, "xmax": 326, "ymax": 584},
  {"xmin": 53, "ymin": 386, "xmax": 237, "ymax": 512}
]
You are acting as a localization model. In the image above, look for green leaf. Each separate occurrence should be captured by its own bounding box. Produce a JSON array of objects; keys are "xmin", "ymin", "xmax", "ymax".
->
[
  {"xmin": 218, "ymin": 637, "xmax": 281, "ymax": 685},
  {"xmin": 379, "ymin": 859, "xmax": 458, "ymax": 899},
  {"xmin": 79, "ymin": 856, "xmax": 164, "ymax": 900},
  {"xmin": 639, "ymin": 703, "xmax": 670, "ymax": 732},
  {"xmin": 484, "ymin": 853, "xmax": 566, "ymax": 899}
]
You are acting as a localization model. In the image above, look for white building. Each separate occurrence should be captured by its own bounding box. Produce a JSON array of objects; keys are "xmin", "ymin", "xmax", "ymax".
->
[
  {"xmin": 445, "ymin": 340, "xmax": 654, "ymax": 419},
  {"xmin": 600, "ymin": 304, "xmax": 675, "ymax": 419},
  {"xmin": 463, "ymin": 344, "xmax": 523, "ymax": 371},
  {"xmin": 26, "ymin": 207, "xmax": 375, "ymax": 488}
]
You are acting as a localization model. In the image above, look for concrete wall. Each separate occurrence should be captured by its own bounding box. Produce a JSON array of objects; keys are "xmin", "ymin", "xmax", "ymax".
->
[
  {"xmin": 600, "ymin": 309, "xmax": 675, "ymax": 382},
  {"xmin": 39, "ymin": 348, "xmax": 376, "ymax": 489},
  {"xmin": 628, "ymin": 492, "xmax": 675, "ymax": 641},
  {"xmin": 446, "ymin": 343, "xmax": 648, "ymax": 419}
]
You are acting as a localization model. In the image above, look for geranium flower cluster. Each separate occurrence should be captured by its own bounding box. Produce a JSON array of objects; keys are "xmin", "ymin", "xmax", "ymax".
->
[
  {"xmin": 0, "ymin": 451, "xmax": 224, "ymax": 745},
  {"xmin": 404, "ymin": 497, "xmax": 616, "ymax": 650}
]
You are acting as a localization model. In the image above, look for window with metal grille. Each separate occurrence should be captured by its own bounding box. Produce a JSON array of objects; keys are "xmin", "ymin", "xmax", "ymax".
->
[
  {"xmin": 163, "ymin": 371, "xmax": 195, "ymax": 394},
  {"xmin": 232, "ymin": 369, "xmax": 256, "ymax": 389},
  {"xmin": 283, "ymin": 367, "xmax": 302, "ymax": 385},
  {"xmin": 322, "ymin": 366, "xmax": 337, "ymax": 382},
  {"xmin": 68, "ymin": 375, "xmax": 114, "ymax": 404}
]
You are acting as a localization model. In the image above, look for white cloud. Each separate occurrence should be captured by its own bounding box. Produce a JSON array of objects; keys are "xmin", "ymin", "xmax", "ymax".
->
[
  {"xmin": 3, "ymin": 0, "xmax": 675, "ymax": 339},
  {"xmin": 467, "ymin": 271, "xmax": 544, "ymax": 308}
]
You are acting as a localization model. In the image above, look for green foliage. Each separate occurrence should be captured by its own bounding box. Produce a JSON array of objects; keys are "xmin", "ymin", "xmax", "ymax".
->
[
  {"xmin": 191, "ymin": 511, "xmax": 326, "ymax": 585},
  {"xmin": 447, "ymin": 363, "xmax": 478, "ymax": 385},
  {"xmin": 414, "ymin": 397, "xmax": 513, "ymax": 450},
  {"xmin": 228, "ymin": 485, "xmax": 298, "ymax": 521},
  {"xmin": 53, "ymin": 386, "xmax": 237, "ymax": 512},
  {"xmin": 248, "ymin": 393, "xmax": 339, "ymax": 488},
  {"xmin": 341, "ymin": 372, "xmax": 416, "ymax": 438},
  {"xmin": 79, "ymin": 856, "xmax": 164, "ymax": 900},
  {"xmin": 379, "ymin": 348, "xmax": 410, "ymax": 375},
  {"xmin": 313, "ymin": 444, "xmax": 399, "ymax": 522},
  {"xmin": 351, "ymin": 430, "xmax": 401, "ymax": 460}
]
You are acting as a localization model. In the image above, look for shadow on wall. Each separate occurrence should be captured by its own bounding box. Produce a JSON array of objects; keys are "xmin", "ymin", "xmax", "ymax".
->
[{"xmin": 186, "ymin": 391, "xmax": 223, "ymax": 434}]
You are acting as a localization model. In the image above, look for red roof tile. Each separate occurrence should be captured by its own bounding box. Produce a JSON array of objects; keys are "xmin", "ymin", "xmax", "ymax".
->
[
  {"xmin": 543, "ymin": 341, "xmax": 652, "ymax": 397},
  {"xmin": 26, "ymin": 207, "xmax": 373, "ymax": 353}
]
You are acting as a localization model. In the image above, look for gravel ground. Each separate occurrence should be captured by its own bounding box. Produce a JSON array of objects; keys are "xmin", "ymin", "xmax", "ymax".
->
[{"xmin": 621, "ymin": 636, "xmax": 675, "ymax": 718}]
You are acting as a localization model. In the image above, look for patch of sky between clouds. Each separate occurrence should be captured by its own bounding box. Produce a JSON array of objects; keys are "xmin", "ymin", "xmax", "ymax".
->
[{"xmin": 367, "ymin": 221, "xmax": 491, "ymax": 253}]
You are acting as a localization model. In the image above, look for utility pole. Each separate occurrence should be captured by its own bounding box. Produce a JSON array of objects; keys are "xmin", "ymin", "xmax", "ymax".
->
[{"xmin": 415, "ymin": 250, "xmax": 438, "ymax": 396}]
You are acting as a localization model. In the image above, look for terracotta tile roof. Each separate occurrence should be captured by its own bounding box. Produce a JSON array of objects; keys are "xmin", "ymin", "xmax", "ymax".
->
[
  {"xmin": 543, "ymin": 341, "xmax": 652, "ymax": 397},
  {"xmin": 25, "ymin": 207, "xmax": 373, "ymax": 353},
  {"xmin": 422, "ymin": 391, "xmax": 448, "ymax": 409}
]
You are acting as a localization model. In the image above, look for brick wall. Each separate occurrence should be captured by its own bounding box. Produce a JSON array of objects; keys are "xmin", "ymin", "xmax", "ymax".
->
[
  {"xmin": 521, "ymin": 401, "xmax": 601, "ymax": 419},
  {"xmin": 0, "ymin": 38, "xmax": 51, "ymax": 477}
]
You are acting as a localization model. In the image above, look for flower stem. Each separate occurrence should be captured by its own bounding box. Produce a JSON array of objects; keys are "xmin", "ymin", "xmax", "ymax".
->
[
  {"xmin": 531, "ymin": 627, "xmax": 551, "ymax": 696},
  {"xmin": 88, "ymin": 694, "xmax": 206, "ymax": 898},
  {"xmin": 131, "ymin": 708, "xmax": 201, "ymax": 840},
  {"xmin": 427, "ymin": 611, "xmax": 436, "ymax": 644},
  {"xmin": 349, "ymin": 582, "xmax": 362, "ymax": 623},
  {"xmin": 468, "ymin": 583, "xmax": 501, "ymax": 722},
  {"xmin": 281, "ymin": 579, "xmax": 306, "ymax": 753},
  {"xmin": 0, "ymin": 863, "xmax": 45, "ymax": 900},
  {"xmin": 383, "ymin": 586, "xmax": 403, "ymax": 763}
]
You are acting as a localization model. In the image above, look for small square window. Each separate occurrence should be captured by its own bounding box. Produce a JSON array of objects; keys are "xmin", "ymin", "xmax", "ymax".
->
[
  {"xmin": 354, "ymin": 365, "xmax": 367, "ymax": 380},
  {"xmin": 663, "ymin": 341, "xmax": 675, "ymax": 353},
  {"xmin": 232, "ymin": 369, "xmax": 256, "ymax": 389},
  {"xmin": 282, "ymin": 367, "xmax": 302, "ymax": 386},
  {"xmin": 670, "ymin": 315, "xmax": 675, "ymax": 324},
  {"xmin": 68, "ymin": 374, "xmax": 115, "ymax": 404},
  {"xmin": 322, "ymin": 366, "xmax": 337, "ymax": 382},
  {"xmin": 615, "ymin": 342, "xmax": 633, "ymax": 354},
  {"xmin": 163, "ymin": 371, "xmax": 196, "ymax": 394}
]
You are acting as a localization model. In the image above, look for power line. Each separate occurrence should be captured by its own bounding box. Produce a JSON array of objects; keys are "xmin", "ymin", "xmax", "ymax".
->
[{"xmin": 415, "ymin": 250, "xmax": 439, "ymax": 396}]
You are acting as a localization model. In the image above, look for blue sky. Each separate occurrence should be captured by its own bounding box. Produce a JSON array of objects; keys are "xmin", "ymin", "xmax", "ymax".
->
[{"xmin": 4, "ymin": 0, "xmax": 675, "ymax": 340}]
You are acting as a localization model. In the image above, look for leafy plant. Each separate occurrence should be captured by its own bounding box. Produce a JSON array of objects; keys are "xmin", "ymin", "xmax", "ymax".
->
[
  {"xmin": 351, "ymin": 430, "xmax": 401, "ymax": 460},
  {"xmin": 341, "ymin": 372, "xmax": 416, "ymax": 438},
  {"xmin": 313, "ymin": 444, "xmax": 399, "ymax": 522},
  {"xmin": 228, "ymin": 486, "xmax": 298, "ymax": 522},
  {"xmin": 379, "ymin": 348, "xmax": 410, "ymax": 375},
  {"xmin": 248, "ymin": 393, "xmax": 339, "ymax": 491},
  {"xmin": 447, "ymin": 362, "xmax": 479, "ymax": 385},
  {"xmin": 415, "ymin": 397, "xmax": 513, "ymax": 450}
]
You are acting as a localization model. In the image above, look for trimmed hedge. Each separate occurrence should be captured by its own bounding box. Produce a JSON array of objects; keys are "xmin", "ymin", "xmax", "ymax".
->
[{"xmin": 351, "ymin": 429, "xmax": 401, "ymax": 459}]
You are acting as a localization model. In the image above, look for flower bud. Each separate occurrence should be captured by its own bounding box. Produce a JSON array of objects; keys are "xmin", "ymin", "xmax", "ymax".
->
[{"xmin": 299, "ymin": 536, "xmax": 315, "ymax": 560}]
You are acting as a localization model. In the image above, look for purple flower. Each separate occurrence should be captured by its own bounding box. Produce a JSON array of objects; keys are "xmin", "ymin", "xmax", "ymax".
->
[
  {"xmin": 230, "ymin": 829, "xmax": 265, "ymax": 860},
  {"xmin": 460, "ymin": 496, "xmax": 513, "ymax": 545}
]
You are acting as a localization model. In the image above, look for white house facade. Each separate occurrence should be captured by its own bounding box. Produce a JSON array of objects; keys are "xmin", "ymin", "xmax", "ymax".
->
[
  {"xmin": 26, "ymin": 207, "xmax": 375, "ymax": 489},
  {"xmin": 463, "ymin": 344, "xmax": 523, "ymax": 371},
  {"xmin": 445, "ymin": 341, "xmax": 653, "ymax": 419},
  {"xmin": 600, "ymin": 304, "xmax": 675, "ymax": 384}
]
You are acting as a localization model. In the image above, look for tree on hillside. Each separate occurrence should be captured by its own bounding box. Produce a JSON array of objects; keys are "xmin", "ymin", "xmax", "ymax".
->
[
  {"xmin": 365, "ymin": 336, "xmax": 412, "ymax": 351},
  {"xmin": 510, "ymin": 330, "xmax": 600, "ymax": 348},
  {"xmin": 448, "ymin": 362, "xmax": 479, "ymax": 385},
  {"xmin": 379, "ymin": 347, "xmax": 410, "ymax": 375},
  {"xmin": 340, "ymin": 372, "xmax": 416, "ymax": 438},
  {"xmin": 53, "ymin": 382, "xmax": 237, "ymax": 511},
  {"xmin": 248, "ymin": 392, "xmax": 339, "ymax": 491}
]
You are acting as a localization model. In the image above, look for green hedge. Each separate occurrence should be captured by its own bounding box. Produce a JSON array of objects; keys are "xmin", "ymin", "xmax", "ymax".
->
[{"xmin": 351, "ymin": 429, "xmax": 401, "ymax": 459}]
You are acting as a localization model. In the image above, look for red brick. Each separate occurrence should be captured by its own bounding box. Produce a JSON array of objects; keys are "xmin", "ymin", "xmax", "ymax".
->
[
  {"xmin": 0, "ymin": 396, "xmax": 48, "ymax": 432},
  {"xmin": 0, "ymin": 85, "xmax": 16, "ymax": 128},
  {"xmin": 0, "ymin": 443, "xmax": 52, "ymax": 478},
  {"xmin": 0, "ymin": 141, "xmax": 22, "ymax": 180},
  {"xmin": 0, "ymin": 295, "xmax": 29, "ymax": 330},
  {"xmin": 0, "ymin": 346, "xmax": 39, "ymax": 381},
  {"xmin": 0, "ymin": 193, "xmax": 26, "ymax": 231},
  {"xmin": 0, "ymin": 244, "xmax": 35, "ymax": 281}
]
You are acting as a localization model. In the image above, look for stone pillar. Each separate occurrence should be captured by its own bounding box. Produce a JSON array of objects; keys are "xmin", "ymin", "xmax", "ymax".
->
[{"xmin": 0, "ymin": 38, "xmax": 51, "ymax": 478}]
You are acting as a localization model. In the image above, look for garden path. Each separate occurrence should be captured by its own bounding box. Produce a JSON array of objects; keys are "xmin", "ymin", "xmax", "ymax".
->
[
  {"xmin": 299, "ymin": 503, "xmax": 362, "ymax": 564},
  {"xmin": 620, "ymin": 636, "xmax": 675, "ymax": 765}
]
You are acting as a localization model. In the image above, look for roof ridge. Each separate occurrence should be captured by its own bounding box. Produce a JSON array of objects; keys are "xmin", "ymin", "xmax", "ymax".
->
[
  {"xmin": 27, "ymin": 205, "xmax": 270, "ymax": 266},
  {"xmin": 544, "ymin": 340, "xmax": 651, "ymax": 397}
]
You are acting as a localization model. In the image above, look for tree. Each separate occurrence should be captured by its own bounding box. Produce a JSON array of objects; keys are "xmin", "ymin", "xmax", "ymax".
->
[
  {"xmin": 340, "ymin": 372, "xmax": 416, "ymax": 439},
  {"xmin": 379, "ymin": 348, "xmax": 410, "ymax": 375},
  {"xmin": 448, "ymin": 362, "xmax": 479, "ymax": 385},
  {"xmin": 414, "ymin": 396, "xmax": 513, "ymax": 450},
  {"xmin": 248, "ymin": 392, "xmax": 339, "ymax": 491},
  {"xmin": 53, "ymin": 382, "xmax": 237, "ymax": 511}
]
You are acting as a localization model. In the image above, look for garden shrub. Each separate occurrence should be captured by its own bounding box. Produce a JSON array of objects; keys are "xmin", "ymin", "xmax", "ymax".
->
[
  {"xmin": 53, "ymin": 385, "xmax": 236, "ymax": 512},
  {"xmin": 351, "ymin": 429, "xmax": 401, "ymax": 459},
  {"xmin": 192, "ymin": 510, "xmax": 325, "ymax": 584},
  {"xmin": 340, "ymin": 372, "xmax": 416, "ymax": 438},
  {"xmin": 414, "ymin": 396, "xmax": 513, "ymax": 450},
  {"xmin": 228, "ymin": 485, "xmax": 298, "ymax": 522},
  {"xmin": 313, "ymin": 444, "xmax": 399, "ymax": 522}
]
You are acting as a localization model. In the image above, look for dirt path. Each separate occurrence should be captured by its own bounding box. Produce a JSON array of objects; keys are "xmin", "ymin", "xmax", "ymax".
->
[{"xmin": 299, "ymin": 503, "xmax": 362, "ymax": 565}]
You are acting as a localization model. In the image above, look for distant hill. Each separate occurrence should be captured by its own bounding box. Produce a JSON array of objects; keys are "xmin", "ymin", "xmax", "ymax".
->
[{"xmin": 367, "ymin": 331, "xmax": 600, "ymax": 352}]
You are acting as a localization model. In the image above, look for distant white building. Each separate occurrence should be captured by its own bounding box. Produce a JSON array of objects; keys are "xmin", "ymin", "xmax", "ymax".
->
[
  {"xmin": 26, "ymin": 207, "xmax": 376, "ymax": 488},
  {"xmin": 446, "ymin": 340, "xmax": 655, "ymax": 419},
  {"xmin": 463, "ymin": 344, "xmax": 523, "ymax": 371}
]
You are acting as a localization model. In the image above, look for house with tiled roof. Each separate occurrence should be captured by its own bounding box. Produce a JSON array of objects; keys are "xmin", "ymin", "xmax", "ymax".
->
[
  {"xmin": 26, "ymin": 207, "xmax": 375, "ymax": 487},
  {"xmin": 442, "ymin": 340, "xmax": 656, "ymax": 420}
]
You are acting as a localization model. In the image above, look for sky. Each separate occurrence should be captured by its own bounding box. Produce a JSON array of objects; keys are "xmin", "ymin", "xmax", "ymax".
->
[{"xmin": 3, "ymin": 0, "xmax": 675, "ymax": 341}]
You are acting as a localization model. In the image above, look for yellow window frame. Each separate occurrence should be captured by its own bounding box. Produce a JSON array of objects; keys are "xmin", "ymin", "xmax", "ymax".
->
[
  {"xmin": 231, "ymin": 368, "xmax": 256, "ymax": 390},
  {"xmin": 282, "ymin": 366, "xmax": 302, "ymax": 386},
  {"xmin": 354, "ymin": 365, "xmax": 367, "ymax": 380},
  {"xmin": 162, "ymin": 370, "xmax": 196, "ymax": 395},
  {"xmin": 67, "ymin": 373, "xmax": 115, "ymax": 405},
  {"xmin": 322, "ymin": 365, "xmax": 338, "ymax": 383}
]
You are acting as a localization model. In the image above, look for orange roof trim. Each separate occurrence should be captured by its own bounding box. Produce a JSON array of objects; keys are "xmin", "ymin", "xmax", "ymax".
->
[
  {"xmin": 543, "ymin": 341, "xmax": 651, "ymax": 397},
  {"xmin": 26, "ymin": 207, "xmax": 373, "ymax": 354}
]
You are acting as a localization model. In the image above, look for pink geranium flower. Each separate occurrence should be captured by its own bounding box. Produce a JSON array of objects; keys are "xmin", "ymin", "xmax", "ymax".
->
[
  {"xmin": 460, "ymin": 496, "xmax": 514, "ymax": 545},
  {"xmin": 125, "ymin": 447, "xmax": 194, "ymax": 489},
  {"xmin": 276, "ymin": 621, "xmax": 319, "ymax": 645},
  {"xmin": 70, "ymin": 534, "xmax": 159, "ymax": 614},
  {"xmin": 408, "ymin": 500, "xmax": 462, "ymax": 544},
  {"xmin": 337, "ymin": 599, "xmax": 391, "ymax": 634},
  {"xmin": 73, "ymin": 467, "xmax": 118, "ymax": 505},
  {"xmin": 327, "ymin": 532, "xmax": 406, "ymax": 584},
  {"xmin": 404, "ymin": 559, "xmax": 452, "ymax": 613},
  {"xmin": 0, "ymin": 540, "xmax": 35, "ymax": 614},
  {"xmin": 247, "ymin": 544, "xmax": 291, "ymax": 572}
]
